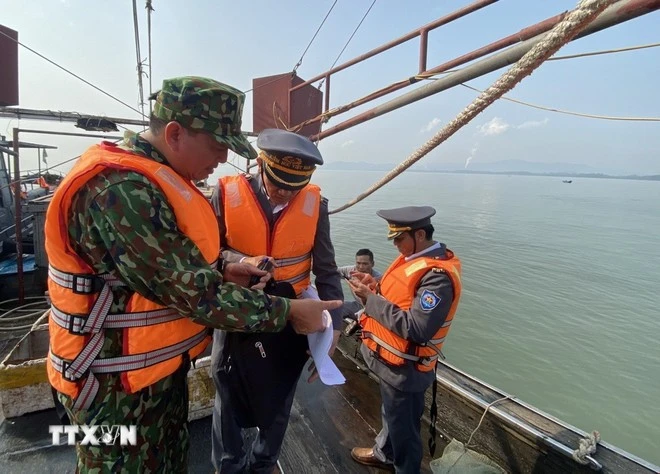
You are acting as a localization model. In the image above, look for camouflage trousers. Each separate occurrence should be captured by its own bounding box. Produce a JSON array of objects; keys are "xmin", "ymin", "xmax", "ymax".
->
[{"xmin": 57, "ymin": 361, "xmax": 190, "ymax": 473}]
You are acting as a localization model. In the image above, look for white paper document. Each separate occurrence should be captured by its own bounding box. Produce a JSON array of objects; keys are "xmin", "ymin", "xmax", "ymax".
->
[{"xmin": 302, "ymin": 286, "xmax": 346, "ymax": 386}]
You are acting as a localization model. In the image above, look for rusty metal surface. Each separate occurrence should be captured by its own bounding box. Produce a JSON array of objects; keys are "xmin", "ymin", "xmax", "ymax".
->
[
  {"xmin": 11, "ymin": 128, "xmax": 23, "ymax": 304},
  {"xmin": 292, "ymin": 10, "xmax": 574, "ymax": 132},
  {"xmin": 312, "ymin": 0, "xmax": 660, "ymax": 141},
  {"xmin": 252, "ymin": 73, "xmax": 322, "ymax": 136},
  {"xmin": 252, "ymin": 73, "xmax": 292, "ymax": 133},
  {"xmin": 290, "ymin": 76, "xmax": 323, "ymax": 136},
  {"xmin": 0, "ymin": 25, "xmax": 18, "ymax": 107},
  {"xmin": 290, "ymin": 0, "xmax": 499, "ymax": 92}
]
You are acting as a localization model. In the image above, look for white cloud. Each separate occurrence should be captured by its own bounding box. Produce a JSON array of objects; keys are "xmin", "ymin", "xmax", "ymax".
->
[
  {"xmin": 479, "ymin": 117, "xmax": 510, "ymax": 136},
  {"xmin": 420, "ymin": 117, "xmax": 441, "ymax": 133},
  {"xmin": 341, "ymin": 140, "xmax": 354, "ymax": 148},
  {"xmin": 517, "ymin": 118, "xmax": 549, "ymax": 129}
]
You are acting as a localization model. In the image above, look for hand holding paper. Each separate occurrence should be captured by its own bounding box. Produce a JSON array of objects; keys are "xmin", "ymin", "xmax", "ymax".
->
[{"xmin": 302, "ymin": 287, "xmax": 346, "ymax": 386}]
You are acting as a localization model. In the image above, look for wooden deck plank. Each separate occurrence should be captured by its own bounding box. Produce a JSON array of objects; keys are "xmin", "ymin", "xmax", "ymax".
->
[{"xmin": 280, "ymin": 351, "xmax": 434, "ymax": 473}]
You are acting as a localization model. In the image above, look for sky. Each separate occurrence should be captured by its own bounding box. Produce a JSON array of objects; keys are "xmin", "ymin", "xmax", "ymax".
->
[{"xmin": 0, "ymin": 0, "xmax": 659, "ymax": 177}]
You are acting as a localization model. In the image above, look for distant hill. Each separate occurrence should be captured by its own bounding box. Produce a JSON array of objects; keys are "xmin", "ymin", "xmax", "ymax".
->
[
  {"xmin": 322, "ymin": 160, "xmax": 660, "ymax": 181},
  {"xmin": 324, "ymin": 159, "xmax": 600, "ymax": 174},
  {"xmin": 433, "ymin": 159, "xmax": 600, "ymax": 174},
  {"xmin": 324, "ymin": 161, "xmax": 393, "ymax": 171}
]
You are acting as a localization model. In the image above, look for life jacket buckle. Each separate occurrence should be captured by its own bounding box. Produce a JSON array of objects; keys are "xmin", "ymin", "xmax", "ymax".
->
[
  {"xmin": 70, "ymin": 274, "xmax": 105, "ymax": 295},
  {"xmin": 61, "ymin": 360, "xmax": 89, "ymax": 382},
  {"xmin": 419, "ymin": 357, "xmax": 433, "ymax": 366},
  {"xmin": 67, "ymin": 313, "xmax": 88, "ymax": 335}
]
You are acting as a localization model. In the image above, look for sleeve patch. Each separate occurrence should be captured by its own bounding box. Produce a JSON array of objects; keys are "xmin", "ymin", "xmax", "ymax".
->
[{"xmin": 420, "ymin": 289, "xmax": 441, "ymax": 311}]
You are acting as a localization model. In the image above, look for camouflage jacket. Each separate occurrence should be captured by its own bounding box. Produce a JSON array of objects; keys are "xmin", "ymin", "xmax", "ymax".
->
[{"xmin": 66, "ymin": 132, "xmax": 289, "ymax": 368}]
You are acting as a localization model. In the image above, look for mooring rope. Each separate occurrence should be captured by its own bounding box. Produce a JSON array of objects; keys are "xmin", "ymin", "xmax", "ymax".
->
[
  {"xmin": 329, "ymin": 0, "xmax": 616, "ymax": 214},
  {"xmin": 572, "ymin": 430, "xmax": 601, "ymax": 464},
  {"xmin": 459, "ymin": 83, "xmax": 660, "ymax": 122},
  {"xmin": 465, "ymin": 395, "xmax": 513, "ymax": 449}
]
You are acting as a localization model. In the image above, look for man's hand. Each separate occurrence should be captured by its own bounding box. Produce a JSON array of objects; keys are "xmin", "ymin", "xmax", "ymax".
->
[
  {"xmin": 347, "ymin": 275, "xmax": 375, "ymax": 305},
  {"xmin": 241, "ymin": 255, "xmax": 277, "ymax": 268},
  {"xmin": 350, "ymin": 271, "xmax": 377, "ymax": 289},
  {"xmin": 222, "ymin": 262, "xmax": 272, "ymax": 290},
  {"xmin": 307, "ymin": 329, "xmax": 341, "ymax": 383},
  {"xmin": 288, "ymin": 299, "xmax": 342, "ymax": 335}
]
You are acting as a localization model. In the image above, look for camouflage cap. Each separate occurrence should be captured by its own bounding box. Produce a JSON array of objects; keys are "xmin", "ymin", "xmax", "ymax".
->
[{"xmin": 150, "ymin": 76, "xmax": 257, "ymax": 159}]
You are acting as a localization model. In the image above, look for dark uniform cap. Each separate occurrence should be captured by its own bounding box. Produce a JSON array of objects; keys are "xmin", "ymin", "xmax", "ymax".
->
[
  {"xmin": 376, "ymin": 206, "xmax": 436, "ymax": 239},
  {"xmin": 257, "ymin": 128, "xmax": 323, "ymax": 191},
  {"xmin": 150, "ymin": 76, "xmax": 257, "ymax": 160}
]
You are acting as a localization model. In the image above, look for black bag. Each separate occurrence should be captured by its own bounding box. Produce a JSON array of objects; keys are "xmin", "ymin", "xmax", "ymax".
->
[{"xmin": 223, "ymin": 282, "xmax": 309, "ymax": 429}]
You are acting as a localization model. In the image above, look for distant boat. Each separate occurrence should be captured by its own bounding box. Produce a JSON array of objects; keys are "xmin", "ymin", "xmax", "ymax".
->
[{"xmin": 563, "ymin": 179, "xmax": 573, "ymax": 183}]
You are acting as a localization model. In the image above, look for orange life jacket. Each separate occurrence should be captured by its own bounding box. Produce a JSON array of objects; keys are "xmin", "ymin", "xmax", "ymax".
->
[
  {"xmin": 219, "ymin": 174, "xmax": 319, "ymax": 296},
  {"xmin": 45, "ymin": 142, "xmax": 217, "ymax": 409},
  {"xmin": 360, "ymin": 250, "xmax": 462, "ymax": 372}
]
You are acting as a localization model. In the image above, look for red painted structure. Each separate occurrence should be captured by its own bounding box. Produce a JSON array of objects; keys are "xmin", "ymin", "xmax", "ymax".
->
[
  {"xmin": 250, "ymin": 0, "xmax": 659, "ymax": 139},
  {"xmin": 0, "ymin": 25, "xmax": 19, "ymax": 106},
  {"xmin": 252, "ymin": 73, "xmax": 323, "ymax": 137}
]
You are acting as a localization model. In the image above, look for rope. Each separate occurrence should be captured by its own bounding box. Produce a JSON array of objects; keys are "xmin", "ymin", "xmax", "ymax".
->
[
  {"xmin": 243, "ymin": 75, "xmax": 292, "ymax": 95},
  {"xmin": 572, "ymin": 430, "xmax": 601, "ymax": 464},
  {"xmin": 0, "ymin": 120, "xmax": 135, "ymax": 193},
  {"xmin": 318, "ymin": 0, "xmax": 378, "ymax": 89},
  {"xmin": 0, "ymin": 155, "xmax": 81, "ymax": 193},
  {"xmin": 291, "ymin": 40, "xmax": 660, "ymax": 133},
  {"xmin": 459, "ymin": 83, "xmax": 660, "ymax": 122},
  {"xmin": 441, "ymin": 395, "xmax": 512, "ymax": 473},
  {"xmin": 293, "ymin": 0, "xmax": 339, "ymax": 73},
  {"xmin": 0, "ymin": 121, "xmax": 134, "ymax": 193},
  {"xmin": 132, "ymin": 0, "xmax": 147, "ymax": 125},
  {"xmin": 146, "ymin": 0, "xmax": 155, "ymax": 116},
  {"xmin": 465, "ymin": 396, "xmax": 512, "ymax": 448},
  {"xmin": 548, "ymin": 41, "xmax": 660, "ymax": 61},
  {"xmin": 329, "ymin": 0, "xmax": 617, "ymax": 215},
  {"xmin": 0, "ymin": 296, "xmax": 49, "ymax": 313},
  {"xmin": 0, "ymin": 30, "xmax": 145, "ymax": 118},
  {"xmin": 0, "ymin": 296, "xmax": 49, "ymax": 332}
]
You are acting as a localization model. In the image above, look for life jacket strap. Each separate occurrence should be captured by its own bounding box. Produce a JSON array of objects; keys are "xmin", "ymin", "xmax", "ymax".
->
[
  {"xmin": 365, "ymin": 332, "xmax": 440, "ymax": 365},
  {"xmin": 419, "ymin": 340, "xmax": 446, "ymax": 361},
  {"xmin": 48, "ymin": 265, "xmax": 124, "ymax": 294},
  {"xmin": 280, "ymin": 271, "xmax": 311, "ymax": 288},
  {"xmin": 427, "ymin": 336, "xmax": 446, "ymax": 345},
  {"xmin": 50, "ymin": 329, "xmax": 208, "ymax": 410},
  {"xmin": 274, "ymin": 252, "xmax": 312, "ymax": 267},
  {"xmin": 50, "ymin": 305, "xmax": 183, "ymax": 334}
]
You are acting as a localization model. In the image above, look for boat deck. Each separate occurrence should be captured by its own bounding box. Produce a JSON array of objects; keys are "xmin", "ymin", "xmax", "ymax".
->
[{"xmin": 0, "ymin": 350, "xmax": 435, "ymax": 473}]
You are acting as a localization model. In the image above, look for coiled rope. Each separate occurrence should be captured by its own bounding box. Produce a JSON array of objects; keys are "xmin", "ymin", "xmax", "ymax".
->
[
  {"xmin": 0, "ymin": 296, "xmax": 50, "ymax": 333},
  {"xmin": 572, "ymin": 430, "xmax": 601, "ymax": 464},
  {"xmin": 329, "ymin": 0, "xmax": 617, "ymax": 214}
]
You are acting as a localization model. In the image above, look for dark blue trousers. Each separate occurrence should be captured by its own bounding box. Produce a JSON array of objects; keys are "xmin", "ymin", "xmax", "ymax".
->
[
  {"xmin": 373, "ymin": 380, "xmax": 426, "ymax": 474},
  {"xmin": 211, "ymin": 331, "xmax": 299, "ymax": 474}
]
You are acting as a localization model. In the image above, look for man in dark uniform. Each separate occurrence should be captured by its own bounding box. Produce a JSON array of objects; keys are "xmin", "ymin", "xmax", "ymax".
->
[
  {"xmin": 210, "ymin": 129, "xmax": 344, "ymax": 473},
  {"xmin": 348, "ymin": 206, "xmax": 462, "ymax": 474}
]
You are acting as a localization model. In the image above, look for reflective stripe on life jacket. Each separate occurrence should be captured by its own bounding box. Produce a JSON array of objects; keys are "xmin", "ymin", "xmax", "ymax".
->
[
  {"xmin": 360, "ymin": 250, "xmax": 462, "ymax": 372},
  {"xmin": 219, "ymin": 174, "xmax": 320, "ymax": 296},
  {"xmin": 45, "ymin": 142, "xmax": 218, "ymax": 408}
]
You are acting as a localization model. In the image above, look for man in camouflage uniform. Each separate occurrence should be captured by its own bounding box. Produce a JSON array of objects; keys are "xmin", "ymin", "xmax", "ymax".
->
[{"xmin": 47, "ymin": 77, "xmax": 341, "ymax": 473}]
